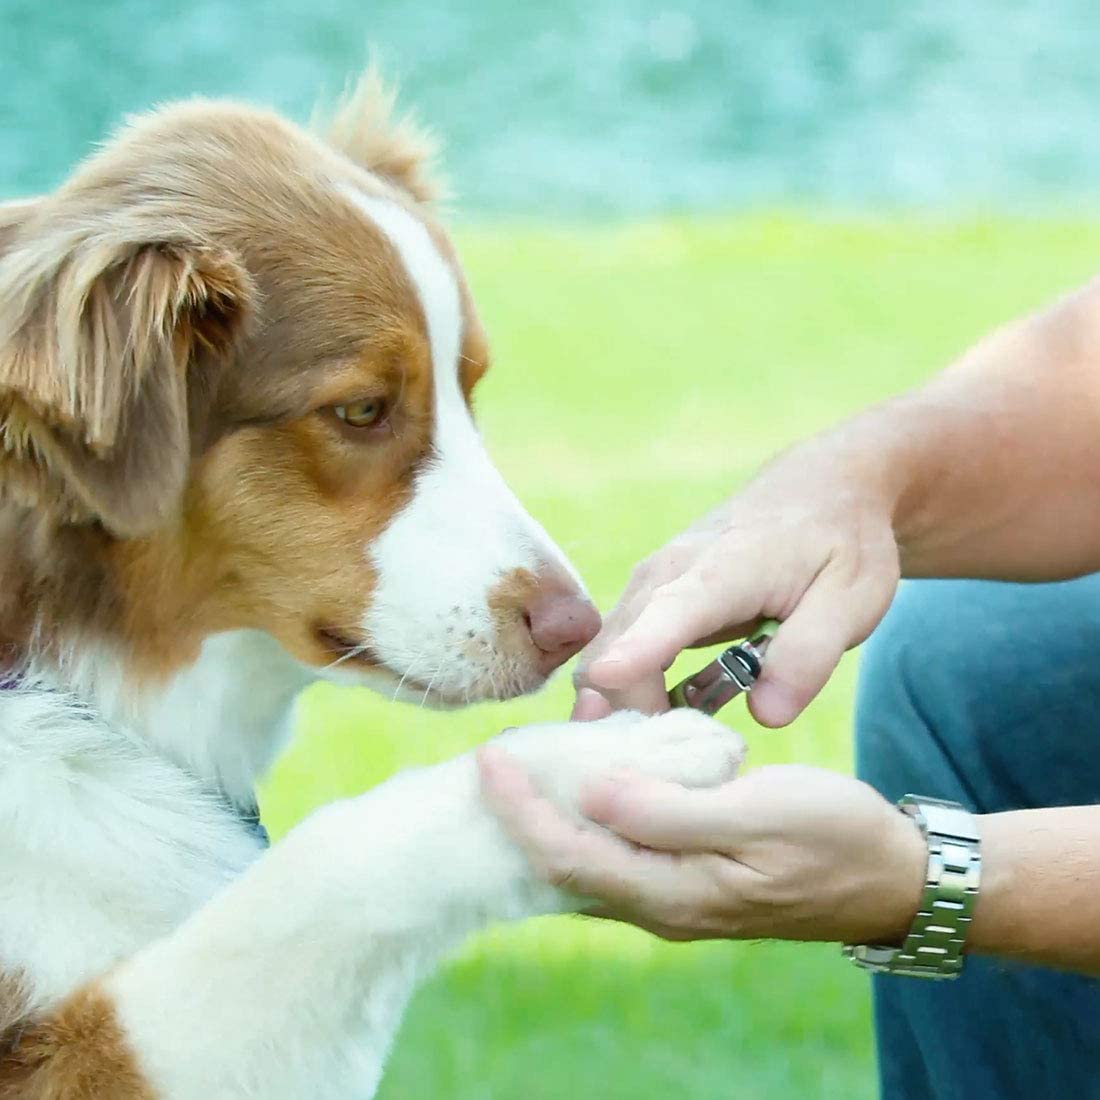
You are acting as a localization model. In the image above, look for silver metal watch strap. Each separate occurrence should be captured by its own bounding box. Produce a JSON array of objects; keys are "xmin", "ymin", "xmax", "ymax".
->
[{"xmin": 843, "ymin": 795, "xmax": 981, "ymax": 980}]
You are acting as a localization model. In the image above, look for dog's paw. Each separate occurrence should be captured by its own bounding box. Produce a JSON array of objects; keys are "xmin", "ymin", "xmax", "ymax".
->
[{"xmin": 496, "ymin": 709, "xmax": 744, "ymax": 820}]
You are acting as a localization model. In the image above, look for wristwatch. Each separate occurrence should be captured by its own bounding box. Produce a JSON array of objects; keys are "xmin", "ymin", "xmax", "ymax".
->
[{"xmin": 843, "ymin": 795, "xmax": 981, "ymax": 980}]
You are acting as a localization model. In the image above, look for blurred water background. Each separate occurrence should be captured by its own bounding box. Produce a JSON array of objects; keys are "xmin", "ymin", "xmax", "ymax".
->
[{"xmin": 3, "ymin": 0, "xmax": 1099, "ymax": 216}]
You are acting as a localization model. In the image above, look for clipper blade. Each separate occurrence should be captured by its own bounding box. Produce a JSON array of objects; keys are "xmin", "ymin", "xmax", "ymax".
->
[{"xmin": 668, "ymin": 620, "xmax": 779, "ymax": 716}]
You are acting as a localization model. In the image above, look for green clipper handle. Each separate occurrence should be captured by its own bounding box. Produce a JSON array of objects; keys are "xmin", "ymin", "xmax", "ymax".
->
[{"xmin": 668, "ymin": 619, "xmax": 780, "ymax": 716}]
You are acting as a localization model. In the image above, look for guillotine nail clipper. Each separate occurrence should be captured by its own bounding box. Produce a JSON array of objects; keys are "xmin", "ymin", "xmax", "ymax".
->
[{"xmin": 668, "ymin": 619, "xmax": 780, "ymax": 716}]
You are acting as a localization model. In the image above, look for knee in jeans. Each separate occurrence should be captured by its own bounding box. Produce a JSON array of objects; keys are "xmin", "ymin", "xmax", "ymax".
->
[
  {"xmin": 858, "ymin": 575, "xmax": 1100, "ymax": 808},
  {"xmin": 854, "ymin": 583, "xmax": 978, "ymax": 797}
]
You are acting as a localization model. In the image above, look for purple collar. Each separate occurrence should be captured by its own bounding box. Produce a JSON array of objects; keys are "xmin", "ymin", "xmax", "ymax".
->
[{"xmin": 0, "ymin": 675, "xmax": 19, "ymax": 691}]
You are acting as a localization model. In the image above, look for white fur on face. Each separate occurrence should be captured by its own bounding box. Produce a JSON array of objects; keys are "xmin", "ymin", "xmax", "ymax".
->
[{"xmin": 342, "ymin": 189, "xmax": 581, "ymax": 704}]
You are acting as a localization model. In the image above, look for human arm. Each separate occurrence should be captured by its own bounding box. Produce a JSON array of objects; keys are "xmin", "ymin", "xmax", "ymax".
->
[{"xmin": 575, "ymin": 280, "xmax": 1100, "ymax": 725}]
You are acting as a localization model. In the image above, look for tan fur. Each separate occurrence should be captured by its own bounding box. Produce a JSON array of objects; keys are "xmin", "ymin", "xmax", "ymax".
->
[
  {"xmin": 0, "ymin": 82, "xmax": 488, "ymax": 682},
  {"xmin": 0, "ymin": 984, "xmax": 153, "ymax": 1099},
  {"xmin": 0, "ymin": 972, "xmax": 33, "ymax": 1060},
  {"xmin": 318, "ymin": 69, "xmax": 441, "ymax": 203}
]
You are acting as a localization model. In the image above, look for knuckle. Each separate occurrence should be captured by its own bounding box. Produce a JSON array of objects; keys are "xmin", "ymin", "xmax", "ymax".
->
[
  {"xmin": 536, "ymin": 848, "xmax": 585, "ymax": 892},
  {"xmin": 716, "ymin": 863, "xmax": 774, "ymax": 911}
]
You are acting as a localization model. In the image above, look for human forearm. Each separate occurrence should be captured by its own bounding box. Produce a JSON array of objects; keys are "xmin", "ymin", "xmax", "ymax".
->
[
  {"xmin": 484, "ymin": 758, "xmax": 1100, "ymax": 978},
  {"xmin": 821, "ymin": 279, "xmax": 1100, "ymax": 580},
  {"xmin": 970, "ymin": 806, "xmax": 1100, "ymax": 975},
  {"xmin": 575, "ymin": 278, "xmax": 1100, "ymax": 726}
]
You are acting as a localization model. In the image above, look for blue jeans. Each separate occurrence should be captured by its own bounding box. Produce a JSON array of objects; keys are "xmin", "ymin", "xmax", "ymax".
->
[{"xmin": 855, "ymin": 577, "xmax": 1100, "ymax": 1100}]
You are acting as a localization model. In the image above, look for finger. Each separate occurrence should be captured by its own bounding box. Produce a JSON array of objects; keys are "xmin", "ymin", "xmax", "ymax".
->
[
  {"xmin": 574, "ymin": 676, "xmax": 671, "ymax": 720},
  {"xmin": 478, "ymin": 749, "xmax": 720, "ymax": 909},
  {"xmin": 478, "ymin": 744, "xmax": 542, "ymax": 811},
  {"xmin": 573, "ymin": 588, "xmax": 655, "ymax": 684},
  {"xmin": 596, "ymin": 674, "xmax": 673, "ymax": 716},
  {"xmin": 478, "ymin": 746, "xmax": 609, "ymax": 886},
  {"xmin": 543, "ymin": 834, "xmax": 718, "ymax": 912},
  {"xmin": 586, "ymin": 570, "xmax": 759, "ymax": 691},
  {"xmin": 571, "ymin": 688, "xmax": 614, "ymax": 722},
  {"xmin": 582, "ymin": 773, "xmax": 733, "ymax": 852},
  {"xmin": 746, "ymin": 578, "xmax": 858, "ymax": 727}
]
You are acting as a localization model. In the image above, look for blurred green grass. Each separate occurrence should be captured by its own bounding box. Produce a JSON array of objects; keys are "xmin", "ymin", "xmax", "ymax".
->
[{"xmin": 260, "ymin": 214, "xmax": 1100, "ymax": 1098}]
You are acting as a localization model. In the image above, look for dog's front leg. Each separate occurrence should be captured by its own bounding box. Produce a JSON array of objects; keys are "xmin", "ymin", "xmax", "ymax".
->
[
  {"xmin": 12, "ymin": 711, "xmax": 739, "ymax": 1100},
  {"xmin": 83, "ymin": 753, "xmax": 555, "ymax": 1100}
]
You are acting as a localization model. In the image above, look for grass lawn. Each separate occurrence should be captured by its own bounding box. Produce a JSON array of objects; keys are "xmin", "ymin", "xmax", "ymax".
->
[{"xmin": 260, "ymin": 214, "xmax": 1100, "ymax": 1099}]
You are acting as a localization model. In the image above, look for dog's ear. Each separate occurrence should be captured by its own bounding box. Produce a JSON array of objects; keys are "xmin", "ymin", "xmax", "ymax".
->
[
  {"xmin": 319, "ymin": 68, "xmax": 442, "ymax": 203},
  {"xmin": 0, "ymin": 207, "xmax": 254, "ymax": 537}
]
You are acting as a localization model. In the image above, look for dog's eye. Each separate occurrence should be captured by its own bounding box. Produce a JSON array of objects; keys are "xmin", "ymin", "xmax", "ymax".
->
[{"xmin": 334, "ymin": 399, "xmax": 387, "ymax": 429}]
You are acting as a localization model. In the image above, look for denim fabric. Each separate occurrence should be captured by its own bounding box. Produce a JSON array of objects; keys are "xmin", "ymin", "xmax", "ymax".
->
[{"xmin": 855, "ymin": 577, "xmax": 1100, "ymax": 1099}]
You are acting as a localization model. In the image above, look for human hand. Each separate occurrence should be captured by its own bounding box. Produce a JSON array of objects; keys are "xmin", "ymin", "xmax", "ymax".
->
[
  {"xmin": 573, "ymin": 438, "xmax": 903, "ymax": 726},
  {"xmin": 480, "ymin": 751, "xmax": 926, "ymax": 945}
]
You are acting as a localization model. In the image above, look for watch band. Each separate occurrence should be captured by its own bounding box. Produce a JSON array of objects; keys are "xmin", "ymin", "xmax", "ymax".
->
[{"xmin": 843, "ymin": 795, "xmax": 981, "ymax": 980}]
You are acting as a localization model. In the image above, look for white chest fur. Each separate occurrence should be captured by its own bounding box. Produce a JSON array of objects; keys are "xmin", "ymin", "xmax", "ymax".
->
[{"xmin": 0, "ymin": 679, "xmax": 268, "ymax": 1012}]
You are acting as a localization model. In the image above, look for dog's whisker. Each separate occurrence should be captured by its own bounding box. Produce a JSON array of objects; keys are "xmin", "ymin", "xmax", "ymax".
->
[
  {"xmin": 419, "ymin": 662, "xmax": 443, "ymax": 708},
  {"xmin": 391, "ymin": 652, "xmax": 426, "ymax": 701},
  {"xmin": 321, "ymin": 642, "xmax": 373, "ymax": 673}
]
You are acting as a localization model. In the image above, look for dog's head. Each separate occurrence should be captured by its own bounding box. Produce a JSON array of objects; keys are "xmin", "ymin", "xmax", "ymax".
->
[{"xmin": 0, "ymin": 76, "xmax": 599, "ymax": 705}]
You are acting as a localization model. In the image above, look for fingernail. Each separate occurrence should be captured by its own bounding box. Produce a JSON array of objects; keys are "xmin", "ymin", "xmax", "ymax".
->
[{"xmin": 572, "ymin": 688, "xmax": 612, "ymax": 722}]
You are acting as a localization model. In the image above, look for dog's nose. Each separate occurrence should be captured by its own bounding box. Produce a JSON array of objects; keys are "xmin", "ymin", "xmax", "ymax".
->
[{"xmin": 523, "ymin": 585, "xmax": 601, "ymax": 673}]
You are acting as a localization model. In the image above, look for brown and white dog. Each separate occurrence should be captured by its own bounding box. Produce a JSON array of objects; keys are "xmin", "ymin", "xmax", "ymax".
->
[{"xmin": 0, "ymin": 76, "xmax": 741, "ymax": 1098}]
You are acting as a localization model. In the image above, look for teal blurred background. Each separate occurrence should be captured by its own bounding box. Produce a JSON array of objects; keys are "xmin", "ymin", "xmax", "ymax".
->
[
  {"xmin": 3, "ymin": 4, "xmax": 1098, "ymax": 1097},
  {"xmin": 3, "ymin": 0, "xmax": 1100, "ymax": 214}
]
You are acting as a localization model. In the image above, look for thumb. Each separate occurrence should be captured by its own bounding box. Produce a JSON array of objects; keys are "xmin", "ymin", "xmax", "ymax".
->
[
  {"xmin": 587, "ymin": 572, "xmax": 757, "ymax": 691},
  {"xmin": 571, "ymin": 688, "xmax": 613, "ymax": 722}
]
